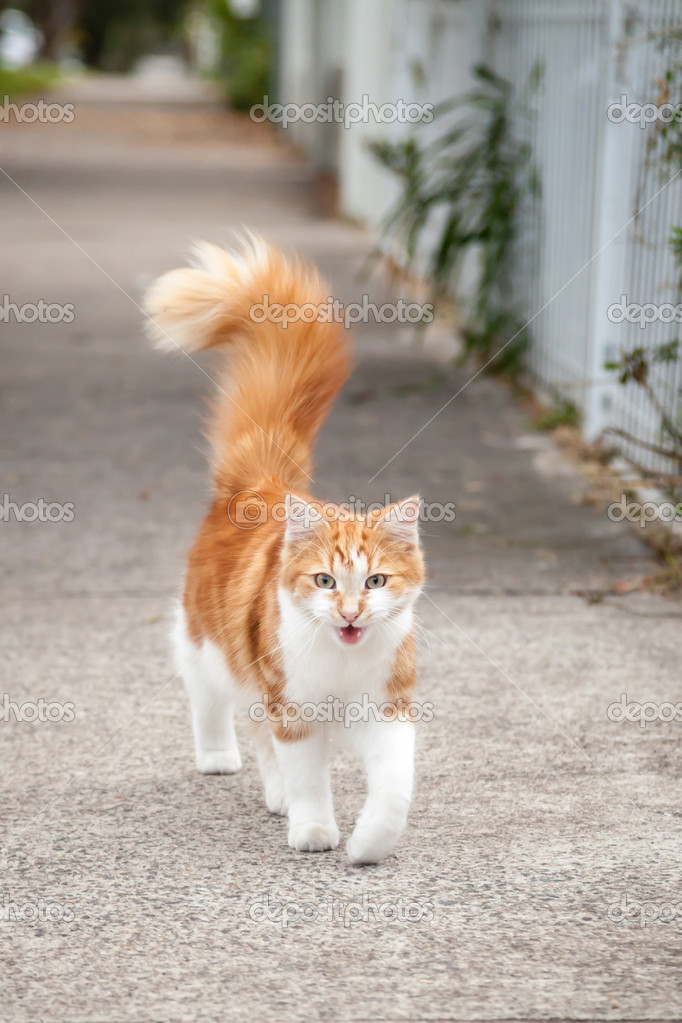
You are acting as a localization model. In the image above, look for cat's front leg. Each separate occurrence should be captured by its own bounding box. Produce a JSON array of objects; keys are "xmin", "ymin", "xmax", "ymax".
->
[
  {"xmin": 273, "ymin": 730, "xmax": 339, "ymax": 852},
  {"xmin": 346, "ymin": 719, "xmax": 415, "ymax": 865}
]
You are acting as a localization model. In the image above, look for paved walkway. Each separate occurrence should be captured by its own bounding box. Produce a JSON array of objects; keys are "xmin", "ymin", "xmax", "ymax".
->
[{"xmin": 2, "ymin": 75, "xmax": 681, "ymax": 1022}]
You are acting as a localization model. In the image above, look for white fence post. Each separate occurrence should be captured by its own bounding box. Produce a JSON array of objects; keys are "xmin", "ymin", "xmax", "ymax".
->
[
  {"xmin": 278, "ymin": 0, "xmax": 316, "ymax": 149},
  {"xmin": 583, "ymin": 0, "xmax": 637, "ymax": 441}
]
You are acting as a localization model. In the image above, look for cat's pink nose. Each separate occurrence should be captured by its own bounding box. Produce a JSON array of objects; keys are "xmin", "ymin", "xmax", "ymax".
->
[{"xmin": 341, "ymin": 609, "xmax": 359, "ymax": 624}]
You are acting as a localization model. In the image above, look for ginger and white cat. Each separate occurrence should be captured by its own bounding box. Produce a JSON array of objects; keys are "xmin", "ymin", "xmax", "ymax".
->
[{"xmin": 144, "ymin": 236, "xmax": 425, "ymax": 864}]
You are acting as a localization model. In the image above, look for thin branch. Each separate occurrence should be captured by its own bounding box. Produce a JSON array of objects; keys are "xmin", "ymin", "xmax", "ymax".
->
[{"xmin": 605, "ymin": 427, "xmax": 682, "ymax": 464}]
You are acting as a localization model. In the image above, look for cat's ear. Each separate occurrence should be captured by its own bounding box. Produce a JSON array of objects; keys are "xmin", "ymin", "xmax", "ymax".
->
[
  {"xmin": 284, "ymin": 494, "xmax": 329, "ymax": 543},
  {"xmin": 374, "ymin": 495, "xmax": 421, "ymax": 546}
]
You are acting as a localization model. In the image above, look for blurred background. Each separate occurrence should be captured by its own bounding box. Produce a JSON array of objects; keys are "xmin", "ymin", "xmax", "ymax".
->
[{"xmin": 2, "ymin": 0, "xmax": 681, "ymax": 498}]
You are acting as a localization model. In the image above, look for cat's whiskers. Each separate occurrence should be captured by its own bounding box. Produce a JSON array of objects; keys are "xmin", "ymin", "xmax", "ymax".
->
[
  {"xmin": 376, "ymin": 613, "xmax": 409, "ymax": 652},
  {"xmin": 413, "ymin": 613, "xmax": 450, "ymax": 653},
  {"xmin": 413, "ymin": 623, "xmax": 433, "ymax": 658}
]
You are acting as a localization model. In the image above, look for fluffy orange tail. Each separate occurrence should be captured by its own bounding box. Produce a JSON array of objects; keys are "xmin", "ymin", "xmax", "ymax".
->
[{"xmin": 143, "ymin": 235, "xmax": 350, "ymax": 494}]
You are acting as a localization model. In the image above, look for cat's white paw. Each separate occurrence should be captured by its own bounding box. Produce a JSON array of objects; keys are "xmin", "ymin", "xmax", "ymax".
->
[
  {"xmin": 265, "ymin": 780, "xmax": 288, "ymax": 816},
  {"xmin": 288, "ymin": 821, "xmax": 340, "ymax": 852},
  {"xmin": 196, "ymin": 749, "xmax": 242, "ymax": 774},
  {"xmin": 346, "ymin": 827, "xmax": 395, "ymax": 865}
]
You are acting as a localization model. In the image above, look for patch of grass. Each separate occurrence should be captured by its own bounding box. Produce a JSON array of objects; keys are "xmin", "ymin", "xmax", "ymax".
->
[
  {"xmin": 639, "ymin": 549, "xmax": 682, "ymax": 596},
  {"xmin": 533, "ymin": 401, "xmax": 580, "ymax": 431},
  {"xmin": 0, "ymin": 63, "xmax": 61, "ymax": 99}
]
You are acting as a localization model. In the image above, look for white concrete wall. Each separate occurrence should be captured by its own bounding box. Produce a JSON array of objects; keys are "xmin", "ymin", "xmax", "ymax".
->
[
  {"xmin": 338, "ymin": 0, "xmax": 487, "ymax": 227},
  {"xmin": 278, "ymin": 0, "xmax": 487, "ymax": 227},
  {"xmin": 278, "ymin": 0, "xmax": 316, "ymax": 148}
]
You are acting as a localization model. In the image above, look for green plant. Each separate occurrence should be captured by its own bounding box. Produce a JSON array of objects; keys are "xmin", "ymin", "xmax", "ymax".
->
[
  {"xmin": 369, "ymin": 64, "xmax": 540, "ymax": 372},
  {"xmin": 75, "ymin": 0, "xmax": 187, "ymax": 70},
  {"xmin": 605, "ymin": 337, "xmax": 682, "ymax": 475},
  {"xmin": 0, "ymin": 63, "xmax": 60, "ymax": 98},
  {"xmin": 605, "ymin": 226, "xmax": 682, "ymax": 478},
  {"xmin": 606, "ymin": 33, "xmax": 682, "ymax": 487},
  {"xmin": 533, "ymin": 401, "xmax": 581, "ymax": 432},
  {"xmin": 206, "ymin": 0, "xmax": 271, "ymax": 111}
]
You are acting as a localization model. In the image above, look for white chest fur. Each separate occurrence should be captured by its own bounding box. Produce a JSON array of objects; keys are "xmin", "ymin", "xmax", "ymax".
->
[{"xmin": 276, "ymin": 587, "xmax": 412, "ymax": 706}]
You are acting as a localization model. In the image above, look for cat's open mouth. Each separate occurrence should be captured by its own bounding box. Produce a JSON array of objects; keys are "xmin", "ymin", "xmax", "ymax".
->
[{"xmin": 338, "ymin": 624, "xmax": 363, "ymax": 645}]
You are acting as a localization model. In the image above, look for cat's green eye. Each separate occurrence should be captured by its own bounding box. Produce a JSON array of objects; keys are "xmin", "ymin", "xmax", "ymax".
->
[
  {"xmin": 365, "ymin": 574, "xmax": 387, "ymax": 589},
  {"xmin": 314, "ymin": 573, "xmax": 336, "ymax": 589}
]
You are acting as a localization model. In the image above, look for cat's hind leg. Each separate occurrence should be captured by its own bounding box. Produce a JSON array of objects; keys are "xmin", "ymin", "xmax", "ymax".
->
[
  {"xmin": 251, "ymin": 720, "xmax": 288, "ymax": 816},
  {"xmin": 173, "ymin": 607, "xmax": 242, "ymax": 774}
]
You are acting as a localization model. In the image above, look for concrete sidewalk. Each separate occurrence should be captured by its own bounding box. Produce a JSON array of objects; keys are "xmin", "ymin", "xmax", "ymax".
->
[{"xmin": 1, "ymin": 77, "xmax": 681, "ymax": 1022}]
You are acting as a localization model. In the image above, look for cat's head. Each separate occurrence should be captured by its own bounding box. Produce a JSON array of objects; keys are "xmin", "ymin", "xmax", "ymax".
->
[{"xmin": 279, "ymin": 496, "xmax": 424, "ymax": 648}]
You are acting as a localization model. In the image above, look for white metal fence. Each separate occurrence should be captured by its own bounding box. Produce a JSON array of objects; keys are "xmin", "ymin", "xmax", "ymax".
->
[
  {"xmin": 491, "ymin": 0, "xmax": 682, "ymax": 474},
  {"xmin": 491, "ymin": 0, "xmax": 610, "ymax": 432},
  {"xmin": 605, "ymin": 0, "xmax": 682, "ymax": 477},
  {"xmin": 278, "ymin": 0, "xmax": 682, "ymax": 476}
]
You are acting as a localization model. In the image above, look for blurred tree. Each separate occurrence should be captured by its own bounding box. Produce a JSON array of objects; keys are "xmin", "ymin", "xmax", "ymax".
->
[
  {"xmin": 2, "ymin": 0, "xmax": 77, "ymax": 60},
  {"xmin": 29, "ymin": 0, "xmax": 74, "ymax": 59},
  {"xmin": 1, "ymin": 0, "xmax": 189, "ymax": 67},
  {"xmin": 1, "ymin": 0, "xmax": 273, "ymax": 109},
  {"xmin": 76, "ymin": 0, "xmax": 188, "ymax": 70},
  {"xmin": 206, "ymin": 0, "xmax": 271, "ymax": 110}
]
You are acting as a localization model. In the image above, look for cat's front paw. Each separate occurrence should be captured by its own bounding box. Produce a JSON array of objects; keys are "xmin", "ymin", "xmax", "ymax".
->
[
  {"xmin": 346, "ymin": 827, "xmax": 396, "ymax": 865},
  {"xmin": 196, "ymin": 749, "xmax": 242, "ymax": 774},
  {"xmin": 288, "ymin": 821, "xmax": 340, "ymax": 852}
]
